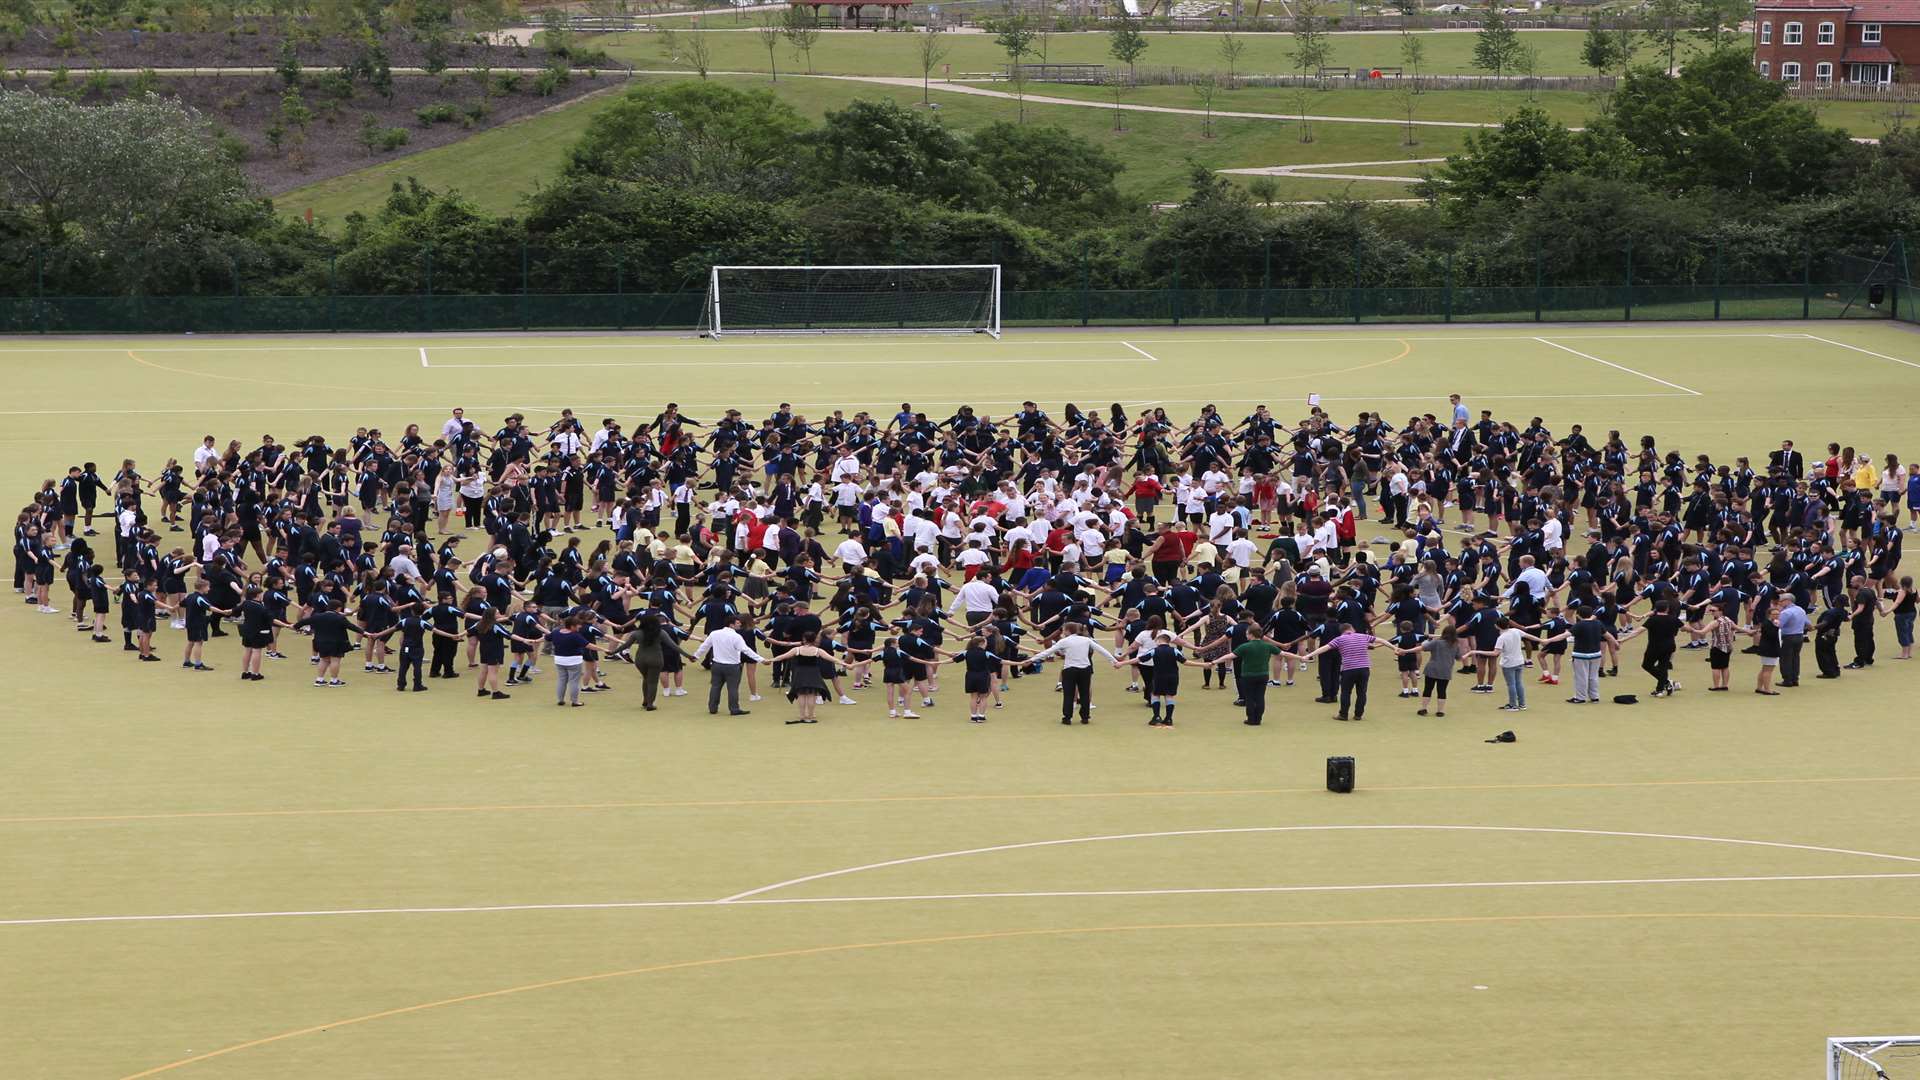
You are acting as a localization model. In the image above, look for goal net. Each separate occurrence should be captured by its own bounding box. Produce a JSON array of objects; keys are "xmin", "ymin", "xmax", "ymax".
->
[
  {"xmin": 702, "ymin": 265, "xmax": 1001, "ymax": 338},
  {"xmin": 1830, "ymin": 1037, "xmax": 1920, "ymax": 1080}
]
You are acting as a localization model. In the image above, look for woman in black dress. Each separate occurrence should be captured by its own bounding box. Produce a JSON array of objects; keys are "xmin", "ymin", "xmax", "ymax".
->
[{"xmin": 766, "ymin": 631, "xmax": 837, "ymax": 725}]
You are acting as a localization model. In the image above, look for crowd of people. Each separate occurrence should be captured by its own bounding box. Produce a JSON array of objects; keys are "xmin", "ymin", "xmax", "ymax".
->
[{"xmin": 11, "ymin": 392, "xmax": 1918, "ymax": 728}]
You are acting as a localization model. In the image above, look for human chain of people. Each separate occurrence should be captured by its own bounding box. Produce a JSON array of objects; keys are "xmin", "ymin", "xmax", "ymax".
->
[{"xmin": 12, "ymin": 393, "xmax": 1918, "ymax": 726}]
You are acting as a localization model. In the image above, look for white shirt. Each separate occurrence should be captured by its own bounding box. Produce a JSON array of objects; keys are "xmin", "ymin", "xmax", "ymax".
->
[
  {"xmin": 1226, "ymin": 536, "xmax": 1256, "ymax": 569},
  {"xmin": 1541, "ymin": 517, "xmax": 1564, "ymax": 553},
  {"xmin": 200, "ymin": 531, "xmax": 221, "ymax": 561},
  {"xmin": 389, "ymin": 553, "xmax": 422, "ymax": 581},
  {"xmin": 1029, "ymin": 633, "xmax": 1118, "ymax": 670},
  {"xmin": 1493, "ymin": 627, "xmax": 1527, "ymax": 668},
  {"xmin": 1508, "ymin": 566, "xmax": 1551, "ymax": 602},
  {"xmin": 192, "ymin": 444, "xmax": 219, "ymax": 473},
  {"xmin": 950, "ymin": 579, "xmax": 1000, "ymax": 615},
  {"xmin": 1207, "ymin": 510, "xmax": 1237, "ymax": 544},
  {"xmin": 443, "ymin": 416, "xmax": 466, "ymax": 439},
  {"xmin": 833, "ymin": 538, "xmax": 867, "ymax": 566},
  {"xmin": 694, "ymin": 626, "xmax": 764, "ymax": 665}
]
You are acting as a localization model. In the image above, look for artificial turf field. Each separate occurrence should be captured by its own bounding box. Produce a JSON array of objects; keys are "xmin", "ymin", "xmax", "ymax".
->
[{"xmin": 4, "ymin": 320, "xmax": 1920, "ymax": 1080}]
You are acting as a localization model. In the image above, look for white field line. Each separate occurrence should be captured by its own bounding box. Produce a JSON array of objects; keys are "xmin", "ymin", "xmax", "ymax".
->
[
  {"xmin": 426, "ymin": 356, "xmax": 1152, "ymax": 370},
  {"xmin": 1800, "ymin": 333, "xmax": 1920, "ymax": 370},
  {"xmin": 419, "ymin": 347, "xmax": 430, "ymax": 368},
  {"xmin": 716, "ymin": 824, "xmax": 1920, "ymax": 903},
  {"xmin": 0, "ymin": 391, "xmax": 1702, "ymax": 418},
  {"xmin": 5, "ymin": 872, "xmax": 1919, "ymax": 929},
  {"xmin": 1532, "ymin": 337, "xmax": 1702, "ymax": 396},
  {"xmin": 0, "ymin": 331, "xmax": 1811, "ymax": 354},
  {"xmin": 1120, "ymin": 340, "xmax": 1162, "ymax": 362}
]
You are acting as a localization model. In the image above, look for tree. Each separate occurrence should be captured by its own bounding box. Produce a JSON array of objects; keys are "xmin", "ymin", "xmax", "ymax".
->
[
  {"xmin": 275, "ymin": 38, "xmax": 302, "ymax": 89},
  {"xmin": 1580, "ymin": 24, "xmax": 1621, "ymax": 77},
  {"xmin": 987, "ymin": 8, "xmax": 1036, "ymax": 122},
  {"xmin": 1109, "ymin": 16, "xmax": 1148, "ymax": 79},
  {"xmin": 1612, "ymin": 17, "xmax": 1638, "ymax": 75},
  {"xmin": 1690, "ymin": 0, "xmax": 1745, "ymax": 48},
  {"xmin": 1291, "ymin": 86, "xmax": 1314, "ymax": 142},
  {"xmin": 1436, "ymin": 105, "xmax": 1587, "ymax": 205},
  {"xmin": 1514, "ymin": 43, "xmax": 1539, "ymax": 98},
  {"xmin": 1247, "ymin": 175, "xmax": 1278, "ymax": 205},
  {"xmin": 1642, "ymin": 0, "xmax": 1686, "ymax": 74},
  {"xmin": 967, "ymin": 121, "xmax": 1124, "ymax": 223},
  {"xmin": 1472, "ymin": 1, "xmax": 1520, "ymax": 81},
  {"xmin": 754, "ymin": 14, "xmax": 780, "ymax": 81},
  {"xmin": 916, "ymin": 24, "xmax": 950, "ymax": 105},
  {"xmin": 1599, "ymin": 47, "xmax": 1858, "ymax": 198},
  {"xmin": 1107, "ymin": 70, "xmax": 1131, "ymax": 132},
  {"xmin": 1392, "ymin": 79, "xmax": 1419, "ymax": 145},
  {"xmin": 565, "ymin": 81, "xmax": 808, "ymax": 199},
  {"xmin": 0, "ymin": 90, "xmax": 263, "ymax": 291},
  {"xmin": 1218, "ymin": 31, "xmax": 1245, "ymax": 84},
  {"xmin": 683, "ymin": 30, "xmax": 712, "ymax": 79},
  {"xmin": 807, "ymin": 97, "xmax": 984, "ymax": 202},
  {"xmin": 782, "ymin": 6, "xmax": 820, "ymax": 73},
  {"xmin": 1399, "ymin": 29, "xmax": 1425, "ymax": 84},
  {"xmin": 1192, "ymin": 74, "xmax": 1220, "ymax": 137},
  {"xmin": 1289, "ymin": 0, "xmax": 1332, "ymax": 80}
]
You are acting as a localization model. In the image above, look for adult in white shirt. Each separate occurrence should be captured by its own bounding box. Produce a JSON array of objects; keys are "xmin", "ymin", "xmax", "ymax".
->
[
  {"xmin": 830, "ymin": 449, "xmax": 863, "ymax": 483},
  {"xmin": 442, "ymin": 408, "xmax": 468, "ymax": 441},
  {"xmin": 692, "ymin": 619, "xmax": 764, "ymax": 715},
  {"xmin": 1028, "ymin": 622, "xmax": 1119, "ymax": 724},
  {"xmin": 833, "ymin": 536, "xmax": 868, "ymax": 569},
  {"xmin": 955, "ymin": 540, "xmax": 992, "ymax": 576},
  {"xmin": 1541, "ymin": 515, "xmax": 1564, "ymax": 554},
  {"xmin": 192, "ymin": 436, "xmax": 220, "ymax": 475},
  {"xmin": 388, "ymin": 546, "xmax": 423, "ymax": 583},
  {"xmin": 950, "ymin": 577, "xmax": 1000, "ymax": 626},
  {"xmin": 1507, "ymin": 555, "xmax": 1551, "ymax": 605}
]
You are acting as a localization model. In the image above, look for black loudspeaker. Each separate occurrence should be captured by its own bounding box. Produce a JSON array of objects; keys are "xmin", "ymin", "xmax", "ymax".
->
[{"xmin": 1326, "ymin": 756, "xmax": 1355, "ymax": 794}]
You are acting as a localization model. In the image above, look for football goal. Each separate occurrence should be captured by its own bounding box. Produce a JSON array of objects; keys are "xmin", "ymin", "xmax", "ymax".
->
[
  {"xmin": 702, "ymin": 265, "xmax": 1001, "ymax": 338},
  {"xmin": 1829, "ymin": 1036, "xmax": 1920, "ymax": 1080}
]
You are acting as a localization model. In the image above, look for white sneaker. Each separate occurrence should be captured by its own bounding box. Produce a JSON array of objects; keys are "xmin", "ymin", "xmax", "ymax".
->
[
  {"xmin": 749, "ymin": 694, "xmax": 763, "ymax": 702},
  {"xmin": 902, "ymin": 710, "xmax": 922, "ymax": 718},
  {"xmin": 838, "ymin": 695, "xmax": 856, "ymax": 705},
  {"xmin": 922, "ymin": 697, "xmax": 934, "ymax": 706},
  {"xmin": 888, "ymin": 709, "xmax": 898, "ymax": 717}
]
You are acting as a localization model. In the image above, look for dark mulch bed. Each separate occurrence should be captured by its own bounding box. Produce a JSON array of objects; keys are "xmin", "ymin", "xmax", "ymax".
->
[
  {"xmin": 0, "ymin": 25, "xmax": 609, "ymax": 72},
  {"xmin": 0, "ymin": 68, "xmax": 621, "ymax": 196}
]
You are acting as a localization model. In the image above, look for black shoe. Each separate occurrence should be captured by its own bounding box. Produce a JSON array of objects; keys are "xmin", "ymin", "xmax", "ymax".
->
[
  {"xmin": 1061, "ymin": 717, "xmax": 1072, "ymax": 725},
  {"xmin": 1079, "ymin": 717, "xmax": 1090, "ymax": 724},
  {"xmin": 1334, "ymin": 713, "xmax": 1349, "ymax": 721},
  {"xmin": 729, "ymin": 710, "xmax": 751, "ymax": 716},
  {"xmin": 1844, "ymin": 662, "xmax": 1866, "ymax": 669},
  {"xmin": 1242, "ymin": 719, "xmax": 1261, "ymax": 725},
  {"xmin": 490, "ymin": 691, "xmax": 510, "ymax": 699},
  {"xmin": 1816, "ymin": 673, "xmax": 1841, "ymax": 679},
  {"xmin": 412, "ymin": 684, "xmax": 427, "ymax": 691},
  {"xmin": 1777, "ymin": 681, "xmax": 1798, "ymax": 687},
  {"xmin": 123, "ymin": 642, "xmax": 138, "ymax": 651}
]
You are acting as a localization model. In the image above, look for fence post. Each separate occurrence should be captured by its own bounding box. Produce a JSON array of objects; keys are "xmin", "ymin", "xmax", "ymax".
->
[
  {"xmin": 520, "ymin": 241, "xmax": 530, "ymax": 331},
  {"xmin": 1533, "ymin": 239, "xmax": 1542, "ymax": 323},
  {"xmin": 1171, "ymin": 254, "xmax": 1181, "ymax": 326},
  {"xmin": 1261, "ymin": 238, "xmax": 1273, "ymax": 325},
  {"xmin": 1803, "ymin": 246, "xmax": 1812, "ymax": 319},
  {"xmin": 34, "ymin": 248, "xmax": 45, "ymax": 335},
  {"xmin": 1443, "ymin": 250, "xmax": 1453, "ymax": 323},
  {"xmin": 1623, "ymin": 236, "xmax": 1633, "ymax": 322},
  {"xmin": 1712, "ymin": 240, "xmax": 1722, "ymax": 321},
  {"xmin": 1079, "ymin": 237, "xmax": 1091, "ymax": 327},
  {"xmin": 1895, "ymin": 234, "xmax": 1907, "ymax": 320},
  {"xmin": 614, "ymin": 257, "xmax": 625, "ymax": 332},
  {"xmin": 1350, "ymin": 238, "xmax": 1362, "ymax": 324},
  {"xmin": 326, "ymin": 254, "xmax": 337, "ymax": 333},
  {"xmin": 424, "ymin": 247, "xmax": 435, "ymax": 333}
]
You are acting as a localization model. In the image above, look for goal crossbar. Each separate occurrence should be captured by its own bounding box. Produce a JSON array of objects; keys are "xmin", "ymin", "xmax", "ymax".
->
[
  {"xmin": 704, "ymin": 264, "xmax": 1001, "ymax": 339},
  {"xmin": 1828, "ymin": 1036, "xmax": 1920, "ymax": 1080}
]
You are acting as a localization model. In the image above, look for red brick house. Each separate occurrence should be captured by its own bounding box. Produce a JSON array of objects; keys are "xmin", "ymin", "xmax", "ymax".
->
[{"xmin": 1751, "ymin": 0, "xmax": 1920, "ymax": 86}]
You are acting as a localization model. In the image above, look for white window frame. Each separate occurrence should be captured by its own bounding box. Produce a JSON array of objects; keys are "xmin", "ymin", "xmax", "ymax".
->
[
  {"xmin": 1782, "ymin": 60, "xmax": 1802, "ymax": 83},
  {"xmin": 1817, "ymin": 21, "xmax": 1835, "ymax": 45},
  {"xmin": 1760, "ymin": 21, "xmax": 1772, "ymax": 43},
  {"xmin": 1816, "ymin": 60, "xmax": 1834, "ymax": 84},
  {"xmin": 1862, "ymin": 21, "xmax": 1882, "ymax": 43},
  {"xmin": 1760, "ymin": 59, "xmax": 1772, "ymax": 77},
  {"xmin": 1784, "ymin": 21, "xmax": 1803, "ymax": 44}
]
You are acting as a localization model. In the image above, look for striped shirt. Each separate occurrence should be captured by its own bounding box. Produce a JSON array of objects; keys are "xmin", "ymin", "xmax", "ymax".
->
[{"xmin": 1332, "ymin": 632, "xmax": 1374, "ymax": 670}]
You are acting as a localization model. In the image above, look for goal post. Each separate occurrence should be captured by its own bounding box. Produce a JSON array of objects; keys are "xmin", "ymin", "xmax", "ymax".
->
[
  {"xmin": 702, "ymin": 265, "xmax": 1001, "ymax": 339},
  {"xmin": 1828, "ymin": 1036, "xmax": 1920, "ymax": 1080}
]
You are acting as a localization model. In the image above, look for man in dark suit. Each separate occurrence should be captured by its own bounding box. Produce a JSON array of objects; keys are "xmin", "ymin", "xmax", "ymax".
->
[
  {"xmin": 1447, "ymin": 419, "xmax": 1476, "ymax": 458},
  {"xmin": 1770, "ymin": 440, "xmax": 1805, "ymax": 480}
]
